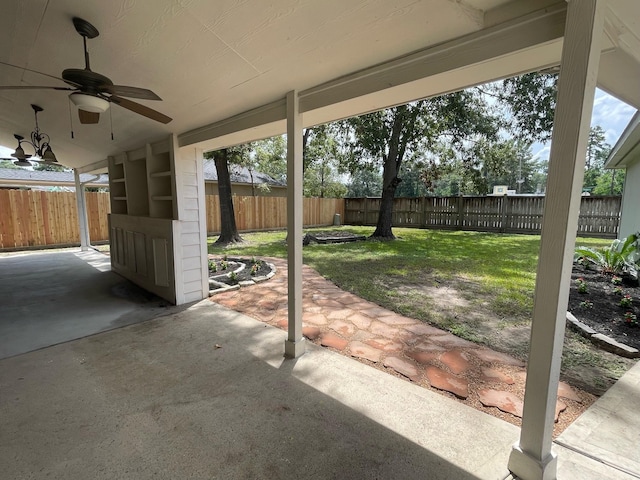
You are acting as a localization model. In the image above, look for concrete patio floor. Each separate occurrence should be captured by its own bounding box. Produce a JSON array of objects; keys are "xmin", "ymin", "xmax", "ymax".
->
[{"xmin": 0, "ymin": 250, "xmax": 638, "ymax": 479}]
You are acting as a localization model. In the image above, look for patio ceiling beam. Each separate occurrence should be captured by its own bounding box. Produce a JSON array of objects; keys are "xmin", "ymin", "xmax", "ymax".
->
[
  {"xmin": 177, "ymin": 2, "xmax": 566, "ymax": 151},
  {"xmin": 508, "ymin": 1, "xmax": 605, "ymax": 479},
  {"xmin": 75, "ymin": 158, "xmax": 108, "ymax": 175}
]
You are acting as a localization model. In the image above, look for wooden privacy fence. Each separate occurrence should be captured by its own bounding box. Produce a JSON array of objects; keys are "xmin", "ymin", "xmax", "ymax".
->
[
  {"xmin": 205, "ymin": 196, "xmax": 345, "ymax": 234},
  {"xmin": 0, "ymin": 190, "xmax": 111, "ymax": 249},
  {"xmin": 0, "ymin": 191, "xmax": 345, "ymax": 249},
  {"xmin": 345, "ymin": 195, "xmax": 622, "ymax": 238}
]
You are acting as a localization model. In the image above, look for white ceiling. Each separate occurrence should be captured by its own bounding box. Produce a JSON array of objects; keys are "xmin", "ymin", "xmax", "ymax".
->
[{"xmin": 0, "ymin": 0, "xmax": 639, "ymax": 171}]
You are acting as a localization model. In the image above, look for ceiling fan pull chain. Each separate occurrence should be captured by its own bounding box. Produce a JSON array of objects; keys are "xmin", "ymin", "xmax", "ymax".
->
[
  {"xmin": 68, "ymin": 97, "xmax": 75, "ymax": 139},
  {"xmin": 109, "ymin": 107, "xmax": 114, "ymax": 140}
]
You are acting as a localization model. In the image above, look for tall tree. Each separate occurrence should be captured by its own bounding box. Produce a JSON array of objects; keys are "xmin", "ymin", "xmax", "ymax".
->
[
  {"xmin": 302, "ymin": 124, "xmax": 347, "ymax": 198},
  {"xmin": 253, "ymin": 136, "xmax": 287, "ymax": 183},
  {"xmin": 33, "ymin": 162, "xmax": 67, "ymax": 172},
  {"xmin": 491, "ymin": 72, "xmax": 558, "ymax": 143},
  {"xmin": 346, "ymin": 168, "xmax": 382, "ymax": 197},
  {"xmin": 204, "ymin": 147, "xmax": 248, "ymax": 245},
  {"xmin": 582, "ymin": 125, "xmax": 611, "ymax": 193},
  {"xmin": 341, "ymin": 91, "xmax": 498, "ymax": 239}
]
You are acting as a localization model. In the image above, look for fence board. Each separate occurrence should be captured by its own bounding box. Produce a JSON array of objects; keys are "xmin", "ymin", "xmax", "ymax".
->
[
  {"xmin": 3, "ymin": 190, "xmax": 618, "ymax": 249},
  {"xmin": 345, "ymin": 195, "xmax": 622, "ymax": 239}
]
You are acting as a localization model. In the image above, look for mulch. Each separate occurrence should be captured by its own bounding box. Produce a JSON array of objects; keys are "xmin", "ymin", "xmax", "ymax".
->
[{"xmin": 568, "ymin": 264, "xmax": 640, "ymax": 350}]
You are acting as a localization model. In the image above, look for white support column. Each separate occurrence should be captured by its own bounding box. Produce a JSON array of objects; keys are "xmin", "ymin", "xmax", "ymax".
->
[
  {"xmin": 508, "ymin": 1, "xmax": 604, "ymax": 479},
  {"xmin": 74, "ymin": 169, "xmax": 90, "ymax": 251},
  {"xmin": 284, "ymin": 90, "xmax": 305, "ymax": 358}
]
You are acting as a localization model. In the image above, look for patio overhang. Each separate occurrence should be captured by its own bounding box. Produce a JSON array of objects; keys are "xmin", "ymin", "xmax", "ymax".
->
[
  {"xmin": 2, "ymin": 1, "xmax": 640, "ymax": 479},
  {"xmin": 605, "ymin": 111, "xmax": 640, "ymax": 169}
]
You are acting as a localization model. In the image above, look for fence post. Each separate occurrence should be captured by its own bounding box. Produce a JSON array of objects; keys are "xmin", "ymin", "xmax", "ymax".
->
[
  {"xmin": 500, "ymin": 196, "xmax": 508, "ymax": 233},
  {"xmin": 364, "ymin": 198, "xmax": 370, "ymax": 226},
  {"xmin": 457, "ymin": 196, "xmax": 464, "ymax": 230}
]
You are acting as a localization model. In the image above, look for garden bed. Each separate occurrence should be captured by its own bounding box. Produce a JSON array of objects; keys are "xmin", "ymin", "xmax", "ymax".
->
[
  {"xmin": 567, "ymin": 264, "xmax": 639, "ymax": 357},
  {"xmin": 208, "ymin": 256, "xmax": 276, "ymax": 295}
]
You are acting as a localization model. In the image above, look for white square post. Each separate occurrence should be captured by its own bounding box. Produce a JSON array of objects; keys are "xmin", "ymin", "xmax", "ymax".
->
[
  {"xmin": 285, "ymin": 90, "xmax": 305, "ymax": 358},
  {"xmin": 74, "ymin": 168, "xmax": 90, "ymax": 251},
  {"xmin": 508, "ymin": 1, "xmax": 604, "ymax": 479}
]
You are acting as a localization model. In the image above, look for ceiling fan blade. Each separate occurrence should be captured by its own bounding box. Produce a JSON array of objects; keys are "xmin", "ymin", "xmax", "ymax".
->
[
  {"xmin": 101, "ymin": 85, "xmax": 162, "ymax": 100},
  {"xmin": 0, "ymin": 85, "xmax": 75, "ymax": 91},
  {"xmin": 109, "ymin": 95, "xmax": 172, "ymax": 124},
  {"xmin": 78, "ymin": 109, "xmax": 100, "ymax": 124},
  {"xmin": 0, "ymin": 61, "xmax": 75, "ymax": 85}
]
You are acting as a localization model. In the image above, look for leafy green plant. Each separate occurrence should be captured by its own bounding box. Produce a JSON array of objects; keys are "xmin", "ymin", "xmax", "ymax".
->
[
  {"xmin": 229, "ymin": 272, "xmax": 238, "ymax": 283},
  {"xmin": 613, "ymin": 286, "xmax": 624, "ymax": 295},
  {"xmin": 579, "ymin": 300, "xmax": 594, "ymax": 309},
  {"xmin": 208, "ymin": 259, "xmax": 216, "ymax": 271},
  {"xmin": 574, "ymin": 233, "xmax": 639, "ymax": 279},
  {"xmin": 612, "ymin": 276, "xmax": 622, "ymax": 285},
  {"xmin": 620, "ymin": 294, "xmax": 633, "ymax": 308},
  {"xmin": 250, "ymin": 263, "xmax": 259, "ymax": 275},
  {"xmin": 220, "ymin": 261, "xmax": 228, "ymax": 270},
  {"xmin": 624, "ymin": 311, "xmax": 637, "ymax": 326},
  {"xmin": 575, "ymin": 277, "xmax": 588, "ymax": 294}
]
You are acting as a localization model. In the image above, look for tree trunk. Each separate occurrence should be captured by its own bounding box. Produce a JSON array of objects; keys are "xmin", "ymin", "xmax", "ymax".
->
[
  {"xmin": 214, "ymin": 150, "xmax": 243, "ymax": 244},
  {"xmin": 370, "ymin": 106, "xmax": 409, "ymax": 240}
]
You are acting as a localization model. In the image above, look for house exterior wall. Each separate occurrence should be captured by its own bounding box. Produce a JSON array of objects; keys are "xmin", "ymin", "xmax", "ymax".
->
[
  {"xmin": 174, "ymin": 141, "xmax": 209, "ymax": 305},
  {"xmin": 620, "ymin": 158, "xmax": 640, "ymax": 239},
  {"xmin": 204, "ymin": 182, "xmax": 286, "ymax": 197}
]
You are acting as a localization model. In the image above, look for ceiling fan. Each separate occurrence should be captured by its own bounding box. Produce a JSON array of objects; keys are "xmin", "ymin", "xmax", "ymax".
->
[{"xmin": 0, "ymin": 17, "xmax": 172, "ymax": 125}]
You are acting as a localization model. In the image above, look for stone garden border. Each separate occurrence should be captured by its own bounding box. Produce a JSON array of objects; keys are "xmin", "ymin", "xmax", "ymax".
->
[
  {"xmin": 566, "ymin": 311, "xmax": 640, "ymax": 358},
  {"xmin": 208, "ymin": 256, "xmax": 277, "ymax": 296}
]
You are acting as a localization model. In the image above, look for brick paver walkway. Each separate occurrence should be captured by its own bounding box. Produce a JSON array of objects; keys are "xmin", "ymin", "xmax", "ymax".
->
[{"xmin": 210, "ymin": 257, "xmax": 589, "ymax": 433}]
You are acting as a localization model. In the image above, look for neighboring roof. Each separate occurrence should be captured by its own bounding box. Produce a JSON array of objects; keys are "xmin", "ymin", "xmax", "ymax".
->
[
  {"xmin": 605, "ymin": 111, "xmax": 640, "ymax": 169},
  {"xmin": 0, "ymin": 164, "xmax": 285, "ymax": 188},
  {"xmin": 0, "ymin": 168, "xmax": 109, "ymax": 187},
  {"xmin": 202, "ymin": 160, "xmax": 285, "ymax": 187}
]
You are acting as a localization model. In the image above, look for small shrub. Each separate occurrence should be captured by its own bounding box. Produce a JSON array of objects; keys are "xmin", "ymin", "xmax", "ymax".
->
[
  {"xmin": 579, "ymin": 300, "xmax": 594, "ymax": 309},
  {"xmin": 250, "ymin": 263, "xmax": 259, "ymax": 276},
  {"xmin": 613, "ymin": 286, "xmax": 624, "ymax": 295},
  {"xmin": 574, "ymin": 233, "xmax": 639, "ymax": 278},
  {"xmin": 620, "ymin": 295, "xmax": 633, "ymax": 308},
  {"xmin": 624, "ymin": 311, "xmax": 637, "ymax": 326},
  {"xmin": 575, "ymin": 277, "xmax": 588, "ymax": 294},
  {"xmin": 229, "ymin": 272, "xmax": 238, "ymax": 283},
  {"xmin": 612, "ymin": 276, "xmax": 622, "ymax": 285},
  {"xmin": 220, "ymin": 261, "xmax": 228, "ymax": 270},
  {"xmin": 208, "ymin": 259, "xmax": 216, "ymax": 271}
]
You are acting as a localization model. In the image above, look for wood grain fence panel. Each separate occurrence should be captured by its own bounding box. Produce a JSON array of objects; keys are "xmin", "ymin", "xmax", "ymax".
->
[{"xmin": 343, "ymin": 195, "xmax": 621, "ymax": 238}]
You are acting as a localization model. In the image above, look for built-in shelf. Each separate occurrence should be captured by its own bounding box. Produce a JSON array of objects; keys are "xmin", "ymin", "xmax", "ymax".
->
[{"xmin": 107, "ymin": 136, "xmax": 177, "ymax": 220}]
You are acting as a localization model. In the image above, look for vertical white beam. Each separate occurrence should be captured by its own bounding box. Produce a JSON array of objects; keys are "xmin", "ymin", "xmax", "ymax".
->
[
  {"xmin": 74, "ymin": 169, "xmax": 90, "ymax": 251},
  {"xmin": 284, "ymin": 90, "xmax": 305, "ymax": 358},
  {"xmin": 508, "ymin": 1, "xmax": 604, "ymax": 479}
]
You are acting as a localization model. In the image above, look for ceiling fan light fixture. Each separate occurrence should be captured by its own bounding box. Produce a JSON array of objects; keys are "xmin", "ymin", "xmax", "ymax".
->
[
  {"xmin": 41, "ymin": 146, "xmax": 57, "ymax": 163},
  {"xmin": 70, "ymin": 92, "xmax": 109, "ymax": 113},
  {"xmin": 12, "ymin": 144, "xmax": 30, "ymax": 161},
  {"xmin": 13, "ymin": 159, "xmax": 33, "ymax": 167}
]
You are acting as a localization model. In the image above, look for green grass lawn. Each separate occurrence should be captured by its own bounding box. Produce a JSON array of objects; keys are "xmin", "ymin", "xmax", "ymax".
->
[
  {"xmin": 209, "ymin": 227, "xmax": 630, "ymax": 392},
  {"xmin": 209, "ymin": 226, "xmax": 610, "ymax": 325}
]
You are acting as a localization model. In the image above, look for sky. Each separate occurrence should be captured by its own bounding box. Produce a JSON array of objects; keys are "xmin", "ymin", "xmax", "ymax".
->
[
  {"xmin": 1, "ymin": 89, "xmax": 637, "ymax": 166},
  {"xmin": 532, "ymin": 88, "xmax": 637, "ymax": 163}
]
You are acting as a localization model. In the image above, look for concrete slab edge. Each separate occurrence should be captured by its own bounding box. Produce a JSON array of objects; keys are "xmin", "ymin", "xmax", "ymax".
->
[{"xmin": 566, "ymin": 312, "xmax": 640, "ymax": 358}]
